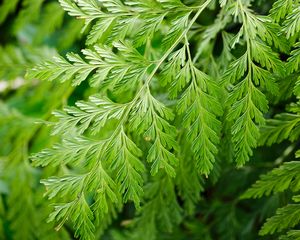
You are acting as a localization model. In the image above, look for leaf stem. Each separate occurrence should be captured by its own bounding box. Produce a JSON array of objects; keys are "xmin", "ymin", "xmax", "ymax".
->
[
  {"xmin": 143, "ymin": 0, "xmax": 212, "ymax": 89},
  {"xmin": 110, "ymin": 0, "xmax": 212, "ymax": 135}
]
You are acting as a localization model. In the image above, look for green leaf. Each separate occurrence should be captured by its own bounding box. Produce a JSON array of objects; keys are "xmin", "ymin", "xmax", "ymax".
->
[
  {"xmin": 241, "ymin": 161, "xmax": 300, "ymax": 199},
  {"xmin": 283, "ymin": 5, "xmax": 300, "ymax": 38},
  {"xmin": 260, "ymin": 113, "xmax": 300, "ymax": 146},
  {"xmin": 260, "ymin": 204, "xmax": 300, "ymax": 235},
  {"xmin": 130, "ymin": 90, "xmax": 179, "ymax": 177},
  {"xmin": 48, "ymin": 196, "xmax": 95, "ymax": 240},
  {"xmin": 106, "ymin": 127, "xmax": 145, "ymax": 207}
]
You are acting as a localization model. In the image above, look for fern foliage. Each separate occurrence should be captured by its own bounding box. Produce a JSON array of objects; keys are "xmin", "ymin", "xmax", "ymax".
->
[
  {"xmin": 0, "ymin": 0, "xmax": 86, "ymax": 239},
  {"xmin": 2, "ymin": 0, "xmax": 300, "ymax": 239},
  {"xmin": 242, "ymin": 0, "xmax": 300, "ymax": 238},
  {"xmin": 24, "ymin": 0, "xmax": 300, "ymax": 239}
]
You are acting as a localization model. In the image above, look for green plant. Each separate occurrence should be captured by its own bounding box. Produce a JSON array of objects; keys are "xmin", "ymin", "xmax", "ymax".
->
[
  {"xmin": 1, "ymin": 0, "xmax": 300, "ymax": 239},
  {"xmin": 242, "ymin": 1, "xmax": 300, "ymax": 239},
  {"xmin": 0, "ymin": 0, "xmax": 83, "ymax": 239}
]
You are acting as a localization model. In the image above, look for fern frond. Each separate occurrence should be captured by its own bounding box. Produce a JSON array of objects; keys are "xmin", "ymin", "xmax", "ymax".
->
[
  {"xmin": 241, "ymin": 161, "xmax": 300, "ymax": 199},
  {"xmin": 59, "ymin": 0, "xmax": 194, "ymax": 46},
  {"xmin": 59, "ymin": 0, "xmax": 102, "ymax": 22},
  {"xmin": 105, "ymin": 127, "xmax": 145, "ymax": 207},
  {"xmin": 260, "ymin": 113, "xmax": 300, "ymax": 146},
  {"xmin": 269, "ymin": 0, "xmax": 293, "ymax": 23},
  {"xmin": 42, "ymin": 175, "xmax": 85, "ymax": 200},
  {"xmin": 24, "ymin": 0, "xmax": 300, "ymax": 238},
  {"xmin": 34, "ymin": 133, "xmax": 128, "ymax": 238},
  {"xmin": 52, "ymin": 95, "xmax": 128, "ymax": 135},
  {"xmin": 89, "ymin": 165, "xmax": 121, "ymax": 227},
  {"xmin": 31, "ymin": 135, "xmax": 102, "ymax": 167},
  {"xmin": 279, "ymin": 230, "xmax": 300, "ymax": 240},
  {"xmin": 27, "ymin": 41, "xmax": 149, "ymax": 90},
  {"xmin": 223, "ymin": 0, "xmax": 283, "ymax": 166},
  {"xmin": 288, "ymin": 42, "xmax": 300, "ymax": 74},
  {"xmin": 283, "ymin": 5, "xmax": 300, "ymax": 38},
  {"xmin": 260, "ymin": 204, "xmax": 300, "ymax": 235},
  {"xmin": 130, "ymin": 89, "xmax": 179, "ymax": 177},
  {"xmin": 162, "ymin": 11, "xmax": 192, "ymax": 50},
  {"xmin": 48, "ymin": 196, "xmax": 95, "ymax": 240},
  {"xmin": 160, "ymin": 38, "xmax": 222, "ymax": 175},
  {"xmin": 0, "ymin": 45, "xmax": 56, "ymax": 81}
]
